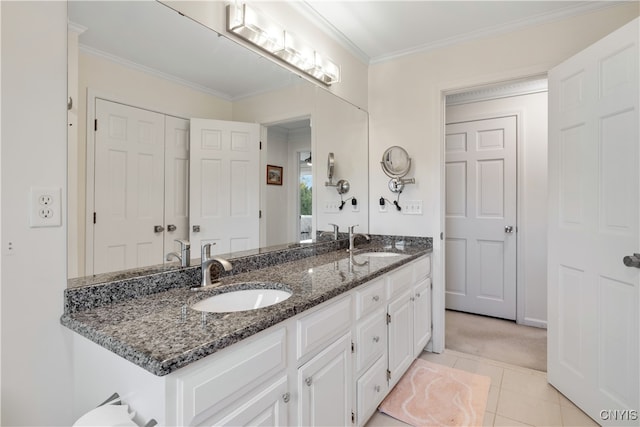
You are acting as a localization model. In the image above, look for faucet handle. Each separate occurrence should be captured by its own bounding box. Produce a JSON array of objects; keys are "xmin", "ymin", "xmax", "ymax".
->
[
  {"xmin": 201, "ymin": 242, "xmax": 215, "ymax": 260},
  {"xmin": 328, "ymin": 223, "xmax": 339, "ymax": 231},
  {"xmin": 175, "ymin": 239, "xmax": 190, "ymax": 249},
  {"xmin": 348, "ymin": 224, "xmax": 360, "ymax": 234}
]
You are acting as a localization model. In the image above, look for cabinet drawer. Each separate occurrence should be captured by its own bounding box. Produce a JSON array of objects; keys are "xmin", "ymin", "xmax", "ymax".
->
[
  {"xmin": 355, "ymin": 309, "xmax": 386, "ymax": 373},
  {"xmin": 386, "ymin": 263, "xmax": 413, "ymax": 298},
  {"xmin": 356, "ymin": 356, "xmax": 388, "ymax": 426},
  {"xmin": 297, "ymin": 296, "xmax": 352, "ymax": 360},
  {"xmin": 414, "ymin": 256, "xmax": 431, "ymax": 281},
  {"xmin": 355, "ymin": 277, "xmax": 385, "ymax": 320},
  {"xmin": 175, "ymin": 327, "xmax": 286, "ymax": 425}
]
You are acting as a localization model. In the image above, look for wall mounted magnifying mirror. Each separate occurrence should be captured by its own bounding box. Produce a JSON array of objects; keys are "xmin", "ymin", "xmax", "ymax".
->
[
  {"xmin": 325, "ymin": 152, "xmax": 350, "ymax": 195},
  {"xmin": 326, "ymin": 152, "xmax": 335, "ymax": 184},
  {"xmin": 381, "ymin": 146, "xmax": 415, "ymax": 193}
]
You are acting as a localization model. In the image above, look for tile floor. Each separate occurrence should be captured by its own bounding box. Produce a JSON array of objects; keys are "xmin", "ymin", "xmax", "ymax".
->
[{"xmin": 364, "ymin": 349, "xmax": 599, "ymax": 427}]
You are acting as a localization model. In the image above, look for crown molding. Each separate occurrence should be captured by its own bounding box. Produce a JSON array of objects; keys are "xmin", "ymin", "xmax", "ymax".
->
[
  {"xmin": 291, "ymin": 1, "xmax": 371, "ymax": 65},
  {"xmin": 67, "ymin": 20, "xmax": 87, "ymax": 35},
  {"xmin": 79, "ymin": 44, "xmax": 234, "ymax": 101},
  {"xmin": 446, "ymin": 77, "xmax": 548, "ymax": 106}
]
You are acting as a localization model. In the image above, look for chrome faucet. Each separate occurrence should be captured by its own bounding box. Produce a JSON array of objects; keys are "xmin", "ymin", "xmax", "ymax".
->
[
  {"xmin": 166, "ymin": 239, "xmax": 191, "ymax": 267},
  {"xmin": 347, "ymin": 225, "xmax": 370, "ymax": 252},
  {"xmin": 320, "ymin": 223, "xmax": 340, "ymax": 240},
  {"xmin": 197, "ymin": 243, "xmax": 233, "ymax": 289}
]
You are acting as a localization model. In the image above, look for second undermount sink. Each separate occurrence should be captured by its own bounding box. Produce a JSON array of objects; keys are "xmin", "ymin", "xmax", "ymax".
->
[
  {"xmin": 191, "ymin": 286, "xmax": 292, "ymax": 313},
  {"xmin": 357, "ymin": 251, "xmax": 401, "ymax": 258}
]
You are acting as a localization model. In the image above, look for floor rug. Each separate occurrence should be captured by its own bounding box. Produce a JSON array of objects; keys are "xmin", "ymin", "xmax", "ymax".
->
[{"xmin": 378, "ymin": 359, "xmax": 490, "ymax": 427}]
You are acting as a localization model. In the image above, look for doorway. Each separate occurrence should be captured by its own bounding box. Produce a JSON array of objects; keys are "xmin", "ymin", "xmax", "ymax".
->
[
  {"xmin": 263, "ymin": 118, "xmax": 312, "ymax": 246},
  {"xmin": 443, "ymin": 77, "xmax": 549, "ymax": 369}
]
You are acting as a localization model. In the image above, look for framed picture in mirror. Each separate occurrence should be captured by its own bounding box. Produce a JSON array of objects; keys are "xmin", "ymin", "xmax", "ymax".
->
[{"xmin": 267, "ymin": 165, "xmax": 283, "ymax": 185}]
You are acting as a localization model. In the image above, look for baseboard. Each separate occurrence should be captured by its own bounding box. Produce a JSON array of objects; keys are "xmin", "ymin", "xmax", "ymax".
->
[{"xmin": 520, "ymin": 317, "xmax": 547, "ymax": 329}]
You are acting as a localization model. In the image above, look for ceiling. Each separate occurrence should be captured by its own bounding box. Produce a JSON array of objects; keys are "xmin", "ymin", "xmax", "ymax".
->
[
  {"xmin": 69, "ymin": 1, "xmax": 619, "ymax": 100},
  {"xmin": 299, "ymin": 1, "xmax": 618, "ymax": 63}
]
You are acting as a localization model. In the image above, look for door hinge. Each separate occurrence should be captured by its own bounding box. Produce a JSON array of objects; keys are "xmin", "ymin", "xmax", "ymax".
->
[
  {"xmin": 386, "ymin": 313, "xmax": 391, "ymax": 324},
  {"xmin": 94, "ymin": 119, "xmax": 98, "ymax": 131},
  {"xmin": 351, "ymin": 411, "xmax": 355, "ymax": 424},
  {"xmin": 259, "ymin": 210, "xmax": 262, "ymax": 219},
  {"xmin": 93, "ymin": 212, "xmax": 97, "ymax": 224},
  {"xmin": 386, "ymin": 369, "xmax": 391, "ymax": 381},
  {"xmin": 440, "ymin": 231, "xmax": 444, "ymax": 240},
  {"xmin": 259, "ymin": 141, "xmax": 262, "ymax": 150},
  {"xmin": 351, "ymin": 341, "xmax": 355, "ymax": 353}
]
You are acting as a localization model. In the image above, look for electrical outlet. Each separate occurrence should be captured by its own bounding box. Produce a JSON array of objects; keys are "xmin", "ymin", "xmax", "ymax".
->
[{"xmin": 30, "ymin": 187, "xmax": 61, "ymax": 227}]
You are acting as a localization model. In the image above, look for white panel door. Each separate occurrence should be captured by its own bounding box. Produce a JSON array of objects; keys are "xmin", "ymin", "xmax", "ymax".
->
[
  {"xmin": 189, "ymin": 118, "xmax": 260, "ymax": 255},
  {"xmin": 164, "ymin": 116, "xmax": 190, "ymax": 259},
  {"xmin": 94, "ymin": 99, "xmax": 165, "ymax": 274},
  {"xmin": 445, "ymin": 116, "xmax": 517, "ymax": 319},
  {"xmin": 548, "ymin": 18, "xmax": 639, "ymax": 425}
]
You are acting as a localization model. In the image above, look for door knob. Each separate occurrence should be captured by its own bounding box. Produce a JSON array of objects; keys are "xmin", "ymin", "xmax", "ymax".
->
[
  {"xmin": 167, "ymin": 224, "xmax": 177, "ymax": 232},
  {"xmin": 305, "ymin": 377, "xmax": 312, "ymax": 386},
  {"xmin": 623, "ymin": 253, "xmax": 640, "ymax": 268},
  {"xmin": 505, "ymin": 225, "xmax": 514, "ymax": 233},
  {"xmin": 154, "ymin": 225, "xmax": 164, "ymax": 233},
  {"xmin": 192, "ymin": 225, "xmax": 200, "ymax": 232}
]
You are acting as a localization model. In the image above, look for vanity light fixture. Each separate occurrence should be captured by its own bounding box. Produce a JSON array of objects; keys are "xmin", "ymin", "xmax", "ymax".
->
[{"xmin": 226, "ymin": 3, "xmax": 340, "ymax": 85}]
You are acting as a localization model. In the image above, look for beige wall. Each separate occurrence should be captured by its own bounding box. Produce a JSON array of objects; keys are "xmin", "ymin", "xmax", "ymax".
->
[
  {"xmin": 71, "ymin": 51, "xmax": 233, "ymax": 277},
  {"xmin": 368, "ymin": 2, "xmax": 639, "ymax": 347}
]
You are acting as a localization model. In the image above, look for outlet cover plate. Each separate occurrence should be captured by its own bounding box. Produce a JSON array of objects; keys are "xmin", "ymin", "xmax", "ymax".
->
[{"xmin": 30, "ymin": 186, "xmax": 62, "ymax": 227}]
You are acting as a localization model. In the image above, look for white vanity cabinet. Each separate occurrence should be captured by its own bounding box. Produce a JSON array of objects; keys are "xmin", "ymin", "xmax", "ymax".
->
[
  {"xmin": 72, "ymin": 254, "xmax": 432, "ymax": 427},
  {"xmin": 386, "ymin": 256, "xmax": 432, "ymax": 388}
]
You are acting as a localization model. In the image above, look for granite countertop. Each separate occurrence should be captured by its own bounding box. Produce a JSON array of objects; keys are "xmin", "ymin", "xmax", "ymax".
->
[{"xmin": 61, "ymin": 237, "xmax": 432, "ymax": 376}]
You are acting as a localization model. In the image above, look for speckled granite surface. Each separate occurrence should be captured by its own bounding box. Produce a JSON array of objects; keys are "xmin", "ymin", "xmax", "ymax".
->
[{"xmin": 61, "ymin": 236, "xmax": 432, "ymax": 376}]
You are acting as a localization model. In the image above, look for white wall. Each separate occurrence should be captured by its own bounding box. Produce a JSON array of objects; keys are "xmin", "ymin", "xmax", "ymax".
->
[
  {"xmin": 369, "ymin": 2, "xmax": 639, "ymax": 351},
  {"xmin": 447, "ymin": 91, "xmax": 549, "ymax": 327},
  {"xmin": 1, "ymin": 2, "xmax": 73, "ymax": 425},
  {"xmin": 265, "ymin": 127, "xmax": 290, "ymax": 246}
]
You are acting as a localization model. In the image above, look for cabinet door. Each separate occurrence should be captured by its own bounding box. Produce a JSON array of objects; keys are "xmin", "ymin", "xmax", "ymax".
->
[
  {"xmin": 387, "ymin": 289, "xmax": 413, "ymax": 386},
  {"xmin": 205, "ymin": 376, "xmax": 289, "ymax": 427},
  {"xmin": 298, "ymin": 333, "xmax": 352, "ymax": 426},
  {"xmin": 413, "ymin": 278, "xmax": 432, "ymax": 358}
]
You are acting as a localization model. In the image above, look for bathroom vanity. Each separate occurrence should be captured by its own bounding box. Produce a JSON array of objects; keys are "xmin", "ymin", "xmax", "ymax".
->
[{"xmin": 62, "ymin": 236, "xmax": 432, "ymax": 426}]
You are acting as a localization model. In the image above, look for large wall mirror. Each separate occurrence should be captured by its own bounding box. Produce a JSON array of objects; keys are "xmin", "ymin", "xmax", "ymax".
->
[{"xmin": 67, "ymin": 0, "xmax": 369, "ymax": 279}]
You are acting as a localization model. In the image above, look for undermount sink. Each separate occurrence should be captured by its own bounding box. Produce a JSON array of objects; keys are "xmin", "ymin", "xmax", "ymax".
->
[
  {"xmin": 357, "ymin": 251, "xmax": 401, "ymax": 258},
  {"xmin": 191, "ymin": 286, "xmax": 292, "ymax": 313}
]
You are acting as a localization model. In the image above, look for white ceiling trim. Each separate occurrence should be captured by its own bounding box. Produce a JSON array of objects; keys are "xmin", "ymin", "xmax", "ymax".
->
[
  {"xmin": 79, "ymin": 44, "xmax": 235, "ymax": 101},
  {"xmin": 292, "ymin": 1, "xmax": 371, "ymax": 64}
]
